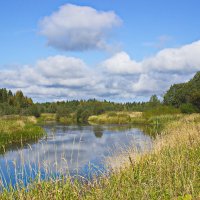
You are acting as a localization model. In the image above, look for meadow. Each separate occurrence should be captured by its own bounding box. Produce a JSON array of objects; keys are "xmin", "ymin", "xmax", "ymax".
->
[{"xmin": 0, "ymin": 113, "xmax": 199, "ymax": 199}]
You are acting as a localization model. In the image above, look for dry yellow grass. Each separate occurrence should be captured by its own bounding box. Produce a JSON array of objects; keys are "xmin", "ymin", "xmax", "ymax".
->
[
  {"xmin": 129, "ymin": 112, "xmax": 142, "ymax": 118},
  {"xmin": 154, "ymin": 114, "xmax": 200, "ymax": 151}
]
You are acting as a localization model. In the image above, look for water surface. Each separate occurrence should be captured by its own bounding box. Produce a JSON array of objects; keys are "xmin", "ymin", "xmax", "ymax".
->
[{"xmin": 0, "ymin": 124, "xmax": 152, "ymax": 188}]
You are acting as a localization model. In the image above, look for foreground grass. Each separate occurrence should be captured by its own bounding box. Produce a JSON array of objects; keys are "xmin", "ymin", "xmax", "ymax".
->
[
  {"xmin": 1, "ymin": 114, "xmax": 200, "ymax": 199},
  {"xmin": 0, "ymin": 115, "xmax": 45, "ymax": 154}
]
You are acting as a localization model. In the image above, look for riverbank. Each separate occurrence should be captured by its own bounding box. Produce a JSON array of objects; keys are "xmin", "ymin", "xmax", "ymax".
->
[
  {"xmin": 0, "ymin": 115, "xmax": 45, "ymax": 154},
  {"xmin": 37, "ymin": 110, "xmax": 180, "ymax": 126},
  {"xmin": 37, "ymin": 111, "xmax": 147, "ymax": 125},
  {"xmin": 37, "ymin": 113, "xmax": 76, "ymax": 124},
  {"xmin": 0, "ymin": 114, "xmax": 199, "ymax": 199},
  {"xmin": 88, "ymin": 111, "xmax": 145, "ymax": 124}
]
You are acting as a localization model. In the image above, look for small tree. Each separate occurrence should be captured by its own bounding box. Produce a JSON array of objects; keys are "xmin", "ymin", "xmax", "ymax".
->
[{"xmin": 149, "ymin": 95, "xmax": 160, "ymax": 107}]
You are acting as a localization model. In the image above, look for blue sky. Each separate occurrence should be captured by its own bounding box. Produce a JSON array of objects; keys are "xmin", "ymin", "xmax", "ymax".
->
[{"xmin": 0, "ymin": 0, "xmax": 200, "ymax": 102}]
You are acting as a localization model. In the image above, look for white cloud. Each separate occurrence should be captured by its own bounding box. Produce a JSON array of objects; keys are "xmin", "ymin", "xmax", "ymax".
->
[
  {"xmin": 103, "ymin": 40, "xmax": 200, "ymax": 75},
  {"xmin": 0, "ymin": 55, "xmax": 101, "ymax": 101},
  {"xmin": 101, "ymin": 40, "xmax": 200, "ymax": 96},
  {"xmin": 143, "ymin": 40, "xmax": 200, "ymax": 72},
  {"xmin": 39, "ymin": 4, "xmax": 121, "ymax": 51},
  {"xmin": 1, "ymin": 41, "xmax": 200, "ymax": 101},
  {"xmin": 36, "ymin": 55, "xmax": 88, "ymax": 78},
  {"xmin": 102, "ymin": 52, "xmax": 142, "ymax": 74},
  {"xmin": 132, "ymin": 74, "xmax": 160, "ymax": 93}
]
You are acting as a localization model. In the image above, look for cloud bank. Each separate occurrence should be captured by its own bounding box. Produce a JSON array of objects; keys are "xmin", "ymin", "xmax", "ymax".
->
[
  {"xmin": 39, "ymin": 4, "xmax": 121, "ymax": 51},
  {"xmin": 103, "ymin": 40, "xmax": 200, "ymax": 74},
  {"xmin": 1, "ymin": 40, "xmax": 200, "ymax": 101}
]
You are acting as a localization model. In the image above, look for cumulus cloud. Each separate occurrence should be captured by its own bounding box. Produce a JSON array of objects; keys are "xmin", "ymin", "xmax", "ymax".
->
[
  {"xmin": 39, "ymin": 4, "xmax": 121, "ymax": 51},
  {"xmin": 102, "ymin": 52, "xmax": 142, "ymax": 74},
  {"xmin": 36, "ymin": 55, "xmax": 88, "ymax": 78},
  {"xmin": 132, "ymin": 74, "xmax": 160, "ymax": 93},
  {"xmin": 0, "ymin": 55, "xmax": 101, "ymax": 101},
  {"xmin": 103, "ymin": 40, "xmax": 200, "ymax": 75},
  {"xmin": 143, "ymin": 40, "xmax": 200, "ymax": 72},
  {"xmin": 1, "ymin": 41, "xmax": 200, "ymax": 101},
  {"xmin": 101, "ymin": 40, "xmax": 200, "ymax": 96}
]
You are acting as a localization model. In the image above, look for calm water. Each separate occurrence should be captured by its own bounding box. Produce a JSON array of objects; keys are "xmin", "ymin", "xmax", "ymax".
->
[{"xmin": 0, "ymin": 124, "xmax": 152, "ymax": 188}]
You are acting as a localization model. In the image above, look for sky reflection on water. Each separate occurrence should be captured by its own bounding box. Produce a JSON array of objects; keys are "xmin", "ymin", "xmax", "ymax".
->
[{"xmin": 0, "ymin": 124, "xmax": 152, "ymax": 188}]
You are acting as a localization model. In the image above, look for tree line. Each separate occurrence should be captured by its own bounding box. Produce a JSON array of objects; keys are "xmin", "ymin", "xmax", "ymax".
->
[{"xmin": 1, "ymin": 71, "xmax": 199, "ymax": 120}]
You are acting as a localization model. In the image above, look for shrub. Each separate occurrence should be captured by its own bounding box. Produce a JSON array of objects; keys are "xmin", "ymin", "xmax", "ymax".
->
[
  {"xmin": 143, "ymin": 105, "xmax": 180, "ymax": 119},
  {"xmin": 107, "ymin": 112, "xmax": 117, "ymax": 117},
  {"xmin": 180, "ymin": 103, "xmax": 197, "ymax": 114}
]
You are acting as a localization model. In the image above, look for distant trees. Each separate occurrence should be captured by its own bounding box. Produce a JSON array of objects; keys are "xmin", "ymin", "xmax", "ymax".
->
[
  {"xmin": 164, "ymin": 71, "xmax": 200, "ymax": 112},
  {"xmin": 0, "ymin": 88, "xmax": 38, "ymax": 116},
  {"xmin": 0, "ymin": 88, "xmax": 12, "ymax": 103},
  {"xmin": 0, "ymin": 89, "xmax": 33, "ymax": 108}
]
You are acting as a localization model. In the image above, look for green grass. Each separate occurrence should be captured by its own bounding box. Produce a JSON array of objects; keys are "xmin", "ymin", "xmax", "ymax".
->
[
  {"xmin": 0, "ymin": 114, "xmax": 200, "ymax": 199},
  {"xmin": 0, "ymin": 115, "xmax": 45, "ymax": 154}
]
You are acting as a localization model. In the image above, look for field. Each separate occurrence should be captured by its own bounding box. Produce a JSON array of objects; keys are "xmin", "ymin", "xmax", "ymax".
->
[{"xmin": 0, "ymin": 114, "xmax": 199, "ymax": 199}]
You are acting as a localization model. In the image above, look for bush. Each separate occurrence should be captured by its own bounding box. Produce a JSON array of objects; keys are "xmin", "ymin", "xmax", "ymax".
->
[
  {"xmin": 143, "ymin": 105, "xmax": 180, "ymax": 119},
  {"xmin": 180, "ymin": 103, "xmax": 197, "ymax": 114},
  {"xmin": 56, "ymin": 107, "xmax": 71, "ymax": 121},
  {"xmin": 107, "ymin": 112, "xmax": 117, "ymax": 117}
]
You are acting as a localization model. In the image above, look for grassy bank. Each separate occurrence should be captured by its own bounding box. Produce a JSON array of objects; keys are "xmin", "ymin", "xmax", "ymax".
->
[
  {"xmin": 0, "ymin": 115, "xmax": 45, "ymax": 154},
  {"xmin": 37, "ymin": 113, "xmax": 76, "ymax": 124},
  {"xmin": 38, "ymin": 109, "xmax": 180, "ymax": 126},
  {"xmin": 1, "ymin": 114, "xmax": 200, "ymax": 199},
  {"xmin": 37, "ymin": 113, "xmax": 56, "ymax": 123},
  {"xmin": 88, "ymin": 111, "xmax": 145, "ymax": 124}
]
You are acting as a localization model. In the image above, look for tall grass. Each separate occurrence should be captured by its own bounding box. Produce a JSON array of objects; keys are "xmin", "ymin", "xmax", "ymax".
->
[{"xmin": 0, "ymin": 114, "xmax": 200, "ymax": 199}]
